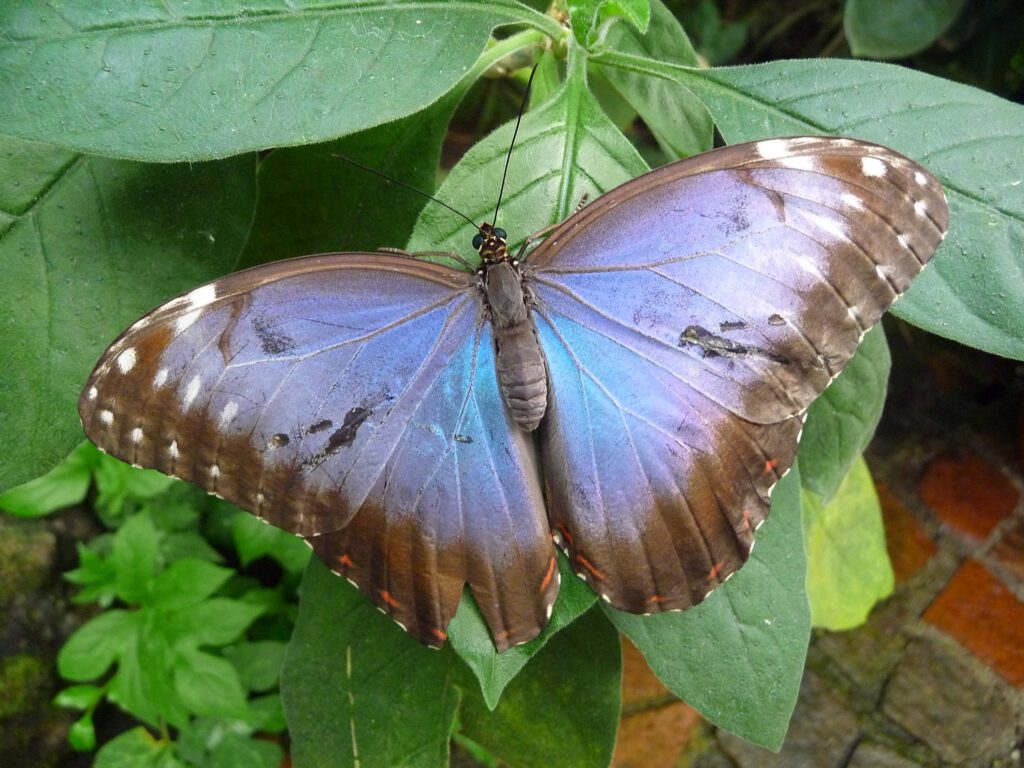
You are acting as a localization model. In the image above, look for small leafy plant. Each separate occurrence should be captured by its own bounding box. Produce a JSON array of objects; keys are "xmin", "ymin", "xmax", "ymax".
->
[
  {"xmin": 1, "ymin": 0, "xmax": 1022, "ymax": 764},
  {"xmin": 18, "ymin": 447, "xmax": 309, "ymax": 766}
]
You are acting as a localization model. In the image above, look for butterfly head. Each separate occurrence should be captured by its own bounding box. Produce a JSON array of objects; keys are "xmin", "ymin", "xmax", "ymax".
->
[{"xmin": 472, "ymin": 222, "xmax": 509, "ymax": 264}]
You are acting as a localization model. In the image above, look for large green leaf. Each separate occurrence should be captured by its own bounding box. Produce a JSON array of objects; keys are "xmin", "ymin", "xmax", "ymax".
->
[
  {"xmin": 680, "ymin": 59, "xmax": 1024, "ymax": 361},
  {"xmin": 845, "ymin": 0, "xmax": 965, "ymax": 59},
  {"xmin": 282, "ymin": 559, "xmax": 461, "ymax": 768},
  {"xmin": 609, "ymin": 467, "xmax": 809, "ymax": 750},
  {"xmin": 597, "ymin": 0, "xmax": 712, "ymax": 158},
  {"xmin": 448, "ymin": 555, "xmax": 596, "ymax": 710},
  {"xmin": 800, "ymin": 326, "xmax": 891, "ymax": 502},
  {"xmin": 457, "ymin": 607, "xmax": 621, "ymax": 768},
  {"xmin": 802, "ymin": 456, "xmax": 893, "ymax": 631},
  {"xmin": 0, "ymin": 137, "xmax": 255, "ymax": 491},
  {"xmin": 237, "ymin": 79, "xmax": 465, "ymax": 270},
  {"xmin": 0, "ymin": 1, "xmax": 554, "ymax": 161},
  {"xmin": 408, "ymin": 45, "xmax": 648, "ymax": 259}
]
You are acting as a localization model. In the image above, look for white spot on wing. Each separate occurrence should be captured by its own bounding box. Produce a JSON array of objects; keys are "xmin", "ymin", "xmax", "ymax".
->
[
  {"xmin": 861, "ymin": 156, "xmax": 887, "ymax": 178},
  {"xmin": 116, "ymin": 348, "xmax": 137, "ymax": 373},
  {"xmin": 99, "ymin": 409, "xmax": 113, "ymax": 425},
  {"xmin": 88, "ymin": 386, "xmax": 98, "ymax": 401},
  {"xmin": 897, "ymin": 233, "xmax": 910, "ymax": 249},
  {"xmin": 153, "ymin": 368, "xmax": 169, "ymax": 388},
  {"xmin": 175, "ymin": 308, "xmax": 202, "ymax": 333},
  {"xmin": 169, "ymin": 440, "xmax": 179, "ymax": 459},
  {"xmin": 184, "ymin": 375, "xmax": 202, "ymax": 406},
  {"xmin": 779, "ymin": 154, "xmax": 815, "ymax": 171},
  {"xmin": 804, "ymin": 210, "xmax": 847, "ymax": 241},
  {"xmin": 755, "ymin": 139, "xmax": 792, "ymax": 160},
  {"xmin": 840, "ymin": 192, "xmax": 865, "ymax": 210},
  {"xmin": 914, "ymin": 199, "xmax": 928, "ymax": 217},
  {"xmin": 185, "ymin": 284, "xmax": 217, "ymax": 310},
  {"xmin": 209, "ymin": 465, "xmax": 220, "ymax": 478},
  {"xmin": 130, "ymin": 427, "xmax": 143, "ymax": 444},
  {"xmin": 914, "ymin": 171, "xmax": 927, "ymax": 186},
  {"xmin": 219, "ymin": 401, "xmax": 239, "ymax": 426}
]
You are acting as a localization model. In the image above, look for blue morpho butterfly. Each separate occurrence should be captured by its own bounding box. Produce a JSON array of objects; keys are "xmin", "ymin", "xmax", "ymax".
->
[{"xmin": 79, "ymin": 134, "xmax": 948, "ymax": 651}]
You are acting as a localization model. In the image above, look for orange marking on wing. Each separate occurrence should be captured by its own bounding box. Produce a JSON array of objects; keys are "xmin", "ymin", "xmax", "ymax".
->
[
  {"xmin": 707, "ymin": 561, "xmax": 725, "ymax": 580},
  {"xmin": 575, "ymin": 553, "xmax": 605, "ymax": 581},
  {"xmin": 763, "ymin": 459, "xmax": 779, "ymax": 475},
  {"xmin": 741, "ymin": 509, "xmax": 752, "ymax": 532},
  {"xmin": 557, "ymin": 523, "xmax": 574, "ymax": 545},
  {"xmin": 337, "ymin": 553, "xmax": 354, "ymax": 568},
  {"xmin": 646, "ymin": 594, "xmax": 670, "ymax": 605},
  {"xmin": 431, "ymin": 627, "xmax": 448, "ymax": 642},
  {"xmin": 540, "ymin": 555, "xmax": 557, "ymax": 592},
  {"xmin": 379, "ymin": 590, "xmax": 401, "ymax": 609}
]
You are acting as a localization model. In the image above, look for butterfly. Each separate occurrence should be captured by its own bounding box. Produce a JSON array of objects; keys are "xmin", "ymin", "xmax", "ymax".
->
[{"xmin": 79, "ymin": 136, "xmax": 948, "ymax": 651}]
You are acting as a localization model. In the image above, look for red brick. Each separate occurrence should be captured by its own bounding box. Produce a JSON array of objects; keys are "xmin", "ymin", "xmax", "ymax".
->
[
  {"xmin": 620, "ymin": 638, "xmax": 669, "ymax": 708},
  {"xmin": 923, "ymin": 559, "xmax": 1024, "ymax": 687},
  {"xmin": 613, "ymin": 701, "xmax": 701, "ymax": 768},
  {"xmin": 918, "ymin": 453, "xmax": 1018, "ymax": 540},
  {"xmin": 876, "ymin": 481, "xmax": 937, "ymax": 582},
  {"xmin": 992, "ymin": 520, "xmax": 1024, "ymax": 586}
]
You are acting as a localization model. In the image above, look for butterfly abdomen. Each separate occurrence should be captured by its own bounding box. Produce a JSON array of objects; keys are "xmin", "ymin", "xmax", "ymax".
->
[{"xmin": 485, "ymin": 261, "xmax": 549, "ymax": 431}]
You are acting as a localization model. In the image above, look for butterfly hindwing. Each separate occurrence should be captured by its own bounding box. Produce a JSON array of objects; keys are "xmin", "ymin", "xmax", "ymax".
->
[
  {"xmin": 526, "ymin": 137, "xmax": 947, "ymax": 613},
  {"xmin": 80, "ymin": 254, "xmax": 558, "ymax": 648}
]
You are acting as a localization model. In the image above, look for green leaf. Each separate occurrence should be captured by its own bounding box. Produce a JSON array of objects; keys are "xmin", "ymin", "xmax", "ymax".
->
[
  {"xmin": 800, "ymin": 326, "xmax": 891, "ymax": 502},
  {"xmin": 845, "ymin": 0, "xmax": 965, "ymax": 59},
  {"xmin": 94, "ymin": 459, "xmax": 176, "ymax": 522},
  {"xmin": 598, "ymin": 0, "xmax": 713, "ymax": 159},
  {"xmin": 409, "ymin": 45, "xmax": 647, "ymax": 265},
  {"xmin": 230, "ymin": 512, "xmax": 311, "ymax": 575},
  {"xmin": 458, "ymin": 607, "xmax": 621, "ymax": 767},
  {"xmin": 150, "ymin": 558, "xmax": 235, "ymax": 610},
  {"xmin": 802, "ymin": 457, "xmax": 894, "ymax": 630},
  {"xmin": 0, "ymin": 442, "xmax": 99, "ymax": 517},
  {"xmin": 209, "ymin": 732, "xmax": 283, "ymax": 768},
  {"xmin": 94, "ymin": 727, "xmax": 177, "ymax": 768},
  {"xmin": 58, "ymin": 609, "xmax": 139, "ymax": 681},
  {"xmin": 68, "ymin": 713, "xmax": 97, "ymax": 752},
  {"xmin": 570, "ymin": 0, "xmax": 651, "ymax": 46},
  {"xmin": 448, "ymin": 555, "xmax": 596, "ymax": 709},
  {"xmin": 164, "ymin": 598, "xmax": 265, "ymax": 648},
  {"xmin": 54, "ymin": 683, "xmax": 104, "ymax": 711},
  {"xmin": 682, "ymin": 59, "xmax": 1024, "ymax": 361},
  {"xmin": 65, "ymin": 543, "xmax": 119, "ymax": 606},
  {"xmin": 0, "ymin": 138, "xmax": 255, "ymax": 492},
  {"xmin": 282, "ymin": 558, "xmax": 461, "ymax": 768},
  {"xmin": 111, "ymin": 511, "xmax": 161, "ymax": 604},
  {"xmin": 110, "ymin": 621, "xmax": 191, "ymax": 728},
  {"xmin": 609, "ymin": 467, "xmax": 809, "ymax": 750},
  {"xmin": 224, "ymin": 640, "xmax": 288, "ymax": 693},
  {"xmin": 176, "ymin": 648, "xmax": 251, "ymax": 720},
  {"xmin": 237, "ymin": 87, "xmax": 463, "ymax": 270},
  {"xmin": 0, "ymin": 2, "xmax": 551, "ymax": 161}
]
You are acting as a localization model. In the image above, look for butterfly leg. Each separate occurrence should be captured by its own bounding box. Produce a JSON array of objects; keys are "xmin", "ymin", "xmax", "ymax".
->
[{"xmin": 514, "ymin": 195, "xmax": 591, "ymax": 261}]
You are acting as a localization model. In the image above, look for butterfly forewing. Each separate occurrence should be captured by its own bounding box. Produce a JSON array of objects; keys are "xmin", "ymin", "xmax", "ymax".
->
[
  {"xmin": 80, "ymin": 253, "xmax": 558, "ymax": 649},
  {"xmin": 526, "ymin": 137, "xmax": 947, "ymax": 614}
]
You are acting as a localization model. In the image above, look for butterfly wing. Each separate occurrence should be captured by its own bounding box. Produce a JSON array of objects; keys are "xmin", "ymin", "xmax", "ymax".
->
[
  {"xmin": 527, "ymin": 137, "xmax": 948, "ymax": 612},
  {"xmin": 79, "ymin": 254, "xmax": 558, "ymax": 649}
]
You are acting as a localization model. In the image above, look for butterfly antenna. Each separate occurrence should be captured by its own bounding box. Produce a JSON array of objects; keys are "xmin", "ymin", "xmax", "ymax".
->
[
  {"xmin": 330, "ymin": 153, "xmax": 479, "ymax": 230},
  {"xmin": 492, "ymin": 64, "xmax": 539, "ymax": 228}
]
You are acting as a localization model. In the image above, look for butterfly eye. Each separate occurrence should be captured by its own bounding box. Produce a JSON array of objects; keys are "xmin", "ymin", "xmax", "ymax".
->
[
  {"xmin": 493, "ymin": 227, "xmax": 507, "ymax": 240},
  {"xmin": 472, "ymin": 233, "xmax": 485, "ymax": 250}
]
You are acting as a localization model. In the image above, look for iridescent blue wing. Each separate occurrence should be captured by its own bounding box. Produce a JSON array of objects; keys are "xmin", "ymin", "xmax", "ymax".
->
[
  {"xmin": 526, "ymin": 137, "xmax": 948, "ymax": 613},
  {"xmin": 80, "ymin": 254, "xmax": 558, "ymax": 649}
]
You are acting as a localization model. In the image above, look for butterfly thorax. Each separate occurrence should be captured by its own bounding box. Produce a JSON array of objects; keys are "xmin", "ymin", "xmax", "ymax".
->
[{"xmin": 473, "ymin": 222, "xmax": 548, "ymax": 432}]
